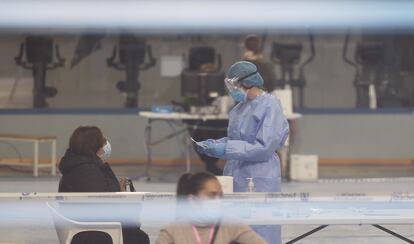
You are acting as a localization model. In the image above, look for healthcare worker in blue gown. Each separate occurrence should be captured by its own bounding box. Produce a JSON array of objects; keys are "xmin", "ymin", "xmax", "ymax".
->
[{"xmin": 197, "ymin": 61, "xmax": 289, "ymax": 244}]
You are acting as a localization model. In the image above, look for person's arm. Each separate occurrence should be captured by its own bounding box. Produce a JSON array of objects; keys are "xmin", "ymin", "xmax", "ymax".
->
[
  {"xmin": 214, "ymin": 137, "xmax": 229, "ymax": 144},
  {"xmin": 224, "ymin": 102, "xmax": 289, "ymax": 162},
  {"xmin": 156, "ymin": 228, "xmax": 175, "ymax": 244},
  {"xmin": 231, "ymin": 224, "xmax": 268, "ymax": 244}
]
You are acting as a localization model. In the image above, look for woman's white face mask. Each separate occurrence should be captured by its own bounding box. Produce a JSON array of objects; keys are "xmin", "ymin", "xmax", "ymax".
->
[{"xmin": 100, "ymin": 140, "xmax": 112, "ymax": 161}]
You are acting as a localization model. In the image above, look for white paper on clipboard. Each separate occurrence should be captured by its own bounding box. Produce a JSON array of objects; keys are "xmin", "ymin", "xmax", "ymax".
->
[{"xmin": 190, "ymin": 137, "xmax": 207, "ymax": 149}]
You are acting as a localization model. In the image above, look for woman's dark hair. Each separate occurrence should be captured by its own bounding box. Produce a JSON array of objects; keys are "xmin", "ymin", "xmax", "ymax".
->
[
  {"xmin": 69, "ymin": 126, "xmax": 106, "ymax": 157},
  {"xmin": 177, "ymin": 172, "xmax": 217, "ymax": 198},
  {"xmin": 244, "ymin": 35, "xmax": 261, "ymax": 53}
]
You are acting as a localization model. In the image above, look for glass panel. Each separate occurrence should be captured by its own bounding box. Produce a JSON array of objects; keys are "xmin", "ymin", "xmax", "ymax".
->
[{"xmin": 0, "ymin": 0, "xmax": 413, "ymax": 110}]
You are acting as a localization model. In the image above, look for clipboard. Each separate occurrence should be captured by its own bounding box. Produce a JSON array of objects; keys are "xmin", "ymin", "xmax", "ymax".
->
[{"xmin": 190, "ymin": 137, "xmax": 207, "ymax": 149}]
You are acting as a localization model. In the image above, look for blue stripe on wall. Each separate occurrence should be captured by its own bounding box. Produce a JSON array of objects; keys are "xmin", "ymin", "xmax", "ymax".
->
[
  {"xmin": 0, "ymin": 107, "xmax": 413, "ymax": 115},
  {"xmin": 0, "ymin": 108, "xmax": 147, "ymax": 115},
  {"xmin": 294, "ymin": 108, "xmax": 414, "ymax": 115}
]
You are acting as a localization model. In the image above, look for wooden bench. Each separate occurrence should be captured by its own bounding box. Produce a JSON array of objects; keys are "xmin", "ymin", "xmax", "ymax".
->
[{"xmin": 0, "ymin": 134, "xmax": 56, "ymax": 176}]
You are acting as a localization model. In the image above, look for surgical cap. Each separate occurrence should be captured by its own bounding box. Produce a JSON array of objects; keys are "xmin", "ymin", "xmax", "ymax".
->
[{"xmin": 226, "ymin": 61, "xmax": 264, "ymax": 88}]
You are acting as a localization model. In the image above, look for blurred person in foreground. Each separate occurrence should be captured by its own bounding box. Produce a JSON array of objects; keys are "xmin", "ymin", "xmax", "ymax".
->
[
  {"xmin": 156, "ymin": 171, "xmax": 267, "ymax": 244},
  {"xmin": 58, "ymin": 126, "xmax": 149, "ymax": 244}
]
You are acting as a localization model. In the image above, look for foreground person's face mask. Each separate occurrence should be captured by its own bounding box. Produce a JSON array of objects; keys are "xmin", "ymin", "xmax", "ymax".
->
[{"xmin": 190, "ymin": 198, "xmax": 223, "ymax": 226}]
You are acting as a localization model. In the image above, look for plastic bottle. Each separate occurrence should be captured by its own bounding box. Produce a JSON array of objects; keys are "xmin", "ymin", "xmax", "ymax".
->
[
  {"xmin": 368, "ymin": 84, "xmax": 377, "ymax": 109},
  {"xmin": 247, "ymin": 178, "xmax": 255, "ymax": 192}
]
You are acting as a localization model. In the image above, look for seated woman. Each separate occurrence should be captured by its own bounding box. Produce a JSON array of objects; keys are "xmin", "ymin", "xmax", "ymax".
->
[
  {"xmin": 156, "ymin": 172, "xmax": 267, "ymax": 244},
  {"xmin": 58, "ymin": 126, "xmax": 149, "ymax": 244}
]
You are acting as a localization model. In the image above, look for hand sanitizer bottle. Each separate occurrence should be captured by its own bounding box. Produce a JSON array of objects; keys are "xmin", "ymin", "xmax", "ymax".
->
[{"xmin": 247, "ymin": 178, "xmax": 255, "ymax": 192}]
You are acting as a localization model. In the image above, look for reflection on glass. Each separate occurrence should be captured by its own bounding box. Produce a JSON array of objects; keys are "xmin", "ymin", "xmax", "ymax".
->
[{"xmin": 0, "ymin": 1, "xmax": 414, "ymax": 110}]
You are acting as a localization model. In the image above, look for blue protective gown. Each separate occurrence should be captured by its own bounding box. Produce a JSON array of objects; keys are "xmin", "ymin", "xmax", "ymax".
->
[{"xmin": 217, "ymin": 93, "xmax": 289, "ymax": 244}]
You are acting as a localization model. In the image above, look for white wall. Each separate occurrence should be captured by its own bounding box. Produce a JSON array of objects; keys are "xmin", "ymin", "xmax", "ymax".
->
[{"xmin": 0, "ymin": 113, "xmax": 413, "ymax": 162}]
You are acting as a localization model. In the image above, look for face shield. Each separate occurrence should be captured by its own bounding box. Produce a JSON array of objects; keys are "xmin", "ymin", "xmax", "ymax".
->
[
  {"xmin": 224, "ymin": 71, "xmax": 258, "ymax": 92},
  {"xmin": 224, "ymin": 77, "xmax": 242, "ymax": 93}
]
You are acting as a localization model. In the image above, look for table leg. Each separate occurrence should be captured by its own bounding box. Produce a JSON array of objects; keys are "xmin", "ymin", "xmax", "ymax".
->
[
  {"xmin": 33, "ymin": 141, "xmax": 39, "ymax": 177},
  {"xmin": 51, "ymin": 140, "xmax": 56, "ymax": 176},
  {"xmin": 285, "ymin": 134, "xmax": 291, "ymax": 181},
  {"xmin": 372, "ymin": 224, "xmax": 414, "ymax": 243},
  {"xmin": 144, "ymin": 119, "xmax": 153, "ymax": 181},
  {"xmin": 279, "ymin": 146, "xmax": 288, "ymax": 180},
  {"xmin": 185, "ymin": 136, "xmax": 191, "ymax": 172},
  {"xmin": 286, "ymin": 225, "xmax": 329, "ymax": 244},
  {"xmin": 279, "ymin": 134, "xmax": 290, "ymax": 181}
]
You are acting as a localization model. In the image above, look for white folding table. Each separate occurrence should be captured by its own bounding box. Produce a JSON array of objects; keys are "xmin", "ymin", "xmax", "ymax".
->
[{"xmin": 4, "ymin": 191, "xmax": 414, "ymax": 243}]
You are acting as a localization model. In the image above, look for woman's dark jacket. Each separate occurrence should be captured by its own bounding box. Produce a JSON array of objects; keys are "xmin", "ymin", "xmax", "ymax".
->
[
  {"xmin": 58, "ymin": 150, "xmax": 120, "ymax": 192},
  {"xmin": 58, "ymin": 149, "xmax": 149, "ymax": 244}
]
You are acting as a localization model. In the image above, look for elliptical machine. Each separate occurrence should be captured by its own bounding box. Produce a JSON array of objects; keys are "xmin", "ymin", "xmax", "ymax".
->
[
  {"xmin": 343, "ymin": 33, "xmax": 403, "ymax": 108},
  {"xmin": 15, "ymin": 35, "xmax": 65, "ymax": 108},
  {"xmin": 107, "ymin": 35, "xmax": 156, "ymax": 108},
  {"xmin": 180, "ymin": 46, "xmax": 227, "ymax": 175},
  {"xmin": 270, "ymin": 33, "xmax": 315, "ymax": 108}
]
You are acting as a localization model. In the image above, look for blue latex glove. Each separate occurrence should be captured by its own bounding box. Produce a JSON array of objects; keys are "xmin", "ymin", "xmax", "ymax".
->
[
  {"xmin": 195, "ymin": 139, "xmax": 215, "ymax": 155},
  {"xmin": 205, "ymin": 142, "xmax": 226, "ymax": 158}
]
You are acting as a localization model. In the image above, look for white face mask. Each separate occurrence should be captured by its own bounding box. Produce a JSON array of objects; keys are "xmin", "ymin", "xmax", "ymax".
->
[
  {"xmin": 229, "ymin": 88, "xmax": 247, "ymax": 102},
  {"xmin": 190, "ymin": 198, "xmax": 222, "ymax": 226},
  {"xmin": 100, "ymin": 140, "xmax": 111, "ymax": 161}
]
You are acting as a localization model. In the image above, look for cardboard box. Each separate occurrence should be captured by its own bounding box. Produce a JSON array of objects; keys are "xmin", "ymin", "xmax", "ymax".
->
[{"xmin": 290, "ymin": 154, "xmax": 318, "ymax": 181}]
